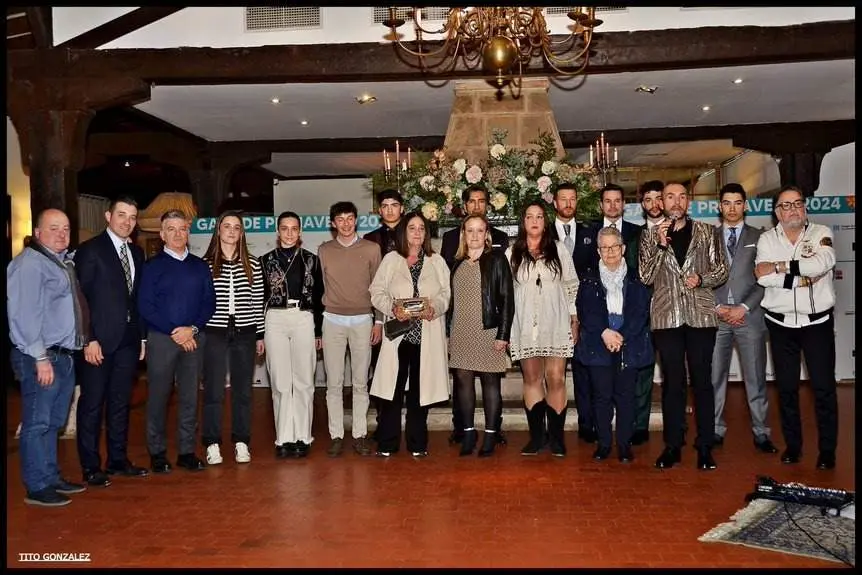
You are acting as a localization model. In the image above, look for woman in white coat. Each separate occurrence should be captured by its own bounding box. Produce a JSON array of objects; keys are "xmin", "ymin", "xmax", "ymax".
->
[{"xmin": 369, "ymin": 211, "xmax": 451, "ymax": 458}]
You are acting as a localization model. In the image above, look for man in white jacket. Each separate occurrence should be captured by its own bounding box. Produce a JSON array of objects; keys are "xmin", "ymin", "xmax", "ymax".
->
[{"xmin": 754, "ymin": 185, "xmax": 838, "ymax": 470}]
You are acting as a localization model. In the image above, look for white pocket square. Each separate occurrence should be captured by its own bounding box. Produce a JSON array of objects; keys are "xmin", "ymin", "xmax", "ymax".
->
[{"xmin": 743, "ymin": 244, "xmax": 756, "ymax": 248}]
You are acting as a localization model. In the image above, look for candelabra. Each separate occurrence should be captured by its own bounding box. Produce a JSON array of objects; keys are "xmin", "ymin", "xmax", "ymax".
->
[
  {"xmin": 588, "ymin": 132, "xmax": 619, "ymax": 188},
  {"xmin": 382, "ymin": 140, "xmax": 413, "ymax": 192}
]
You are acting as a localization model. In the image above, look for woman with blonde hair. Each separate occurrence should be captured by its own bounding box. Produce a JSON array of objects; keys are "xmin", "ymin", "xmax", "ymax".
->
[
  {"xmin": 259, "ymin": 211, "xmax": 324, "ymax": 459},
  {"xmin": 370, "ymin": 211, "xmax": 450, "ymax": 457},
  {"xmin": 201, "ymin": 210, "xmax": 265, "ymax": 465},
  {"xmin": 507, "ymin": 201, "xmax": 580, "ymax": 457},
  {"xmin": 447, "ymin": 214, "xmax": 514, "ymax": 457}
]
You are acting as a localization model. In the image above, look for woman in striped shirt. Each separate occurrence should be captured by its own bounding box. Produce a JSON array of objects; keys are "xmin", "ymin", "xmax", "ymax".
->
[{"xmin": 201, "ymin": 210, "xmax": 265, "ymax": 465}]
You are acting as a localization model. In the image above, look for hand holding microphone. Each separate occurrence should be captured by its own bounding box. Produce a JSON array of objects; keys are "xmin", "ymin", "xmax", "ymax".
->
[{"xmin": 657, "ymin": 215, "xmax": 675, "ymax": 247}]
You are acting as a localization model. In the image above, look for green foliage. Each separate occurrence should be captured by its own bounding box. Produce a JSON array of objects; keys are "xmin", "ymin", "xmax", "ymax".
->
[{"xmin": 366, "ymin": 130, "xmax": 600, "ymax": 224}]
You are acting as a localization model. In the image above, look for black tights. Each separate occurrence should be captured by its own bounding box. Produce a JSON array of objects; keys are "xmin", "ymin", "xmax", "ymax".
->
[{"xmin": 452, "ymin": 369, "xmax": 502, "ymax": 432}]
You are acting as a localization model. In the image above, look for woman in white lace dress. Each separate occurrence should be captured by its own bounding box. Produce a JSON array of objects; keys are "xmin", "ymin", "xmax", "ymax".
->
[{"xmin": 506, "ymin": 201, "xmax": 579, "ymax": 457}]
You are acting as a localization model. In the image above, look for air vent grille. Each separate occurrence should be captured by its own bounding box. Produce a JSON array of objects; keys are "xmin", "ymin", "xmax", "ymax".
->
[
  {"xmin": 245, "ymin": 7, "xmax": 321, "ymax": 32},
  {"xmin": 373, "ymin": 7, "xmax": 450, "ymax": 23}
]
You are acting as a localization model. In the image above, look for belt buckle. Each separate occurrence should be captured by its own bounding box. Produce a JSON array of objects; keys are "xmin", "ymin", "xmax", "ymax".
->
[{"xmin": 287, "ymin": 299, "xmax": 300, "ymax": 309}]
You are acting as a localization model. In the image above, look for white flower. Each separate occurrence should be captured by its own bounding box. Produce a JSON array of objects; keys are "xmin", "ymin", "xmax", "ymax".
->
[
  {"xmin": 465, "ymin": 165, "xmax": 483, "ymax": 184},
  {"xmin": 419, "ymin": 175, "xmax": 435, "ymax": 191},
  {"xmin": 421, "ymin": 202, "xmax": 439, "ymax": 221},
  {"xmin": 541, "ymin": 191, "xmax": 554, "ymax": 204},
  {"xmin": 442, "ymin": 185, "xmax": 454, "ymax": 200},
  {"xmin": 490, "ymin": 144, "xmax": 507, "ymax": 160},
  {"xmin": 516, "ymin": 175, "xmax": 528, "ymax": 188},
  {"xmin": 490, "ymin": 192, "xmax": 508, "ymax": 210},
  {"xmin": 537, "ymin": 175, "xmax": 552, "ymax": 193},
  {"xmin": 453, "ymin": 158, "xmax": 467, "ymax": 175},
  {"xmin": 541, "ymin": 161, "xmax": 557, "ymax": 175}
]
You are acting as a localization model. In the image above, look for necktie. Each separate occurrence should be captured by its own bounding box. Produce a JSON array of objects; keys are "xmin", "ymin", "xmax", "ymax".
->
[
  {"xmin": 610, "ymin": 221, "xmax": 617, "ymax": 230},
  {"xmin": 563, "ymin": 223, "xmax": 574, "ymax": 254},
  {"xmin": 119, "ymin": 243, "xmax": 133, "ymax": 293},
  {"xmin": 727, "ymin": 227, "xmax": 738, "ymax": 258}
]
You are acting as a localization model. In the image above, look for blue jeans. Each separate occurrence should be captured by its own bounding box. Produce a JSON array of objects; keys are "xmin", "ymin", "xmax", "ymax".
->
[{"xmin": 12, "ymin": 348, "xmax": 76, "ymax": 493}]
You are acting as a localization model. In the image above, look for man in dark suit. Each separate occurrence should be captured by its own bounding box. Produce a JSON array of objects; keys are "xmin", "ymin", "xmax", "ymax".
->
[
  {"xmin": 597, "ymin": 183, "xmax": 639, "ymax": 247},
  {"xmin": 74, "ymin": 196, "xmax": 149, "ymax": 487},
  {"xmin": 711, "ymin": 183, "xmax": 777, "ymax": 454},
  {"xmin": 550, "ymin": 183, "xmax": 600, "ymax": 443},
  {"xmin": 628, "ymin": 180, "xmax": 665, "ymax": 446},
  {"xmin": 441, "ymin": 184, "xmax": 510, "ymax": 446}
]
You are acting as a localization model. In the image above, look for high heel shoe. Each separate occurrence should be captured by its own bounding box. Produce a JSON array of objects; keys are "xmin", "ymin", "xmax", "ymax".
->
[
  {"xmin": 477, "ymin": 431, "xmax": 497, "ymax": 458},
  {"xmin": 459, "ymin": 429, "xmax": 477, "ymax": 456}
]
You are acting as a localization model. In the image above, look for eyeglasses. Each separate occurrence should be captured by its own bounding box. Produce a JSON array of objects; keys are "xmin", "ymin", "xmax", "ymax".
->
[
  {"xmin": 776, "ymin": 200, "xmax": 805, "ymax": 211},
  {"xmin": 598, "ymin": 244, "xmax": 623, "ymax": 253}
]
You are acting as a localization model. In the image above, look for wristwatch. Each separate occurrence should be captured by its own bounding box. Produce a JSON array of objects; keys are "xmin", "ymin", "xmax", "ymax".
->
[
  {"xmin": 191, "ymin": 325, "xmax": 199, "ymax": 337},
  {"xmin": 774, "ymin": 262, "xmax": 781, "ymax": 274}
]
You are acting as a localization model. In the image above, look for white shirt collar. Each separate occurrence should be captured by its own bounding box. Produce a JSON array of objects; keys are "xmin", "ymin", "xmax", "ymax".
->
[
  {"xmin": 646, "ymin": 217, "xmax": 664, "ymax": 230},
  {"xmin": 555, "ymin": 218, "xmax": 575, "ymax": 236},
  {"xmin": 603, "ymin": 217, "xmax": 622, "ymax": 229},
  {"xmin": 164, "ymin": 246, "xmax": 189, "ymax": 261},
  {"xmin": 336, "ymin": 234, "xmax": 360, "ymax": 247},
  {"xmin": 105, "ymin": 227, "xmax": 130, "ymax": 251}
]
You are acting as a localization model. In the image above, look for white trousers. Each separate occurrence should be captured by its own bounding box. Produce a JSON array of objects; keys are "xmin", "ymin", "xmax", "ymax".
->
[
  {"xmin": 322, "ymin": 318, "xmax": 372, "ymax": 440},
  {"xmin": 265, "ymin": 309, "xmax": 316, "ymax": 445}
]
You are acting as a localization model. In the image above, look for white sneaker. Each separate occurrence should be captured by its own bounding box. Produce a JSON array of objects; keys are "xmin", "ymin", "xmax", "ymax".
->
[
  {"xmin": 235, "ymin": 442, "xmax": 251, "ymax": 464},
  {"xmin": 60, "ymin": 427, "xmax": 76, "ymax": 439},
  {"xmin": 206, "ymin": 444, "xmax": 223, "ymax": 465}
]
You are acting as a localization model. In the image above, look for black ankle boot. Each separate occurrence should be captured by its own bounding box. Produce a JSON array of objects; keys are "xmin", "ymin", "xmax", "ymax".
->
[
  {"xmin": 545, "ymin": 404, "xmax": 567, "ymax": 457},
  {"xmin": 521, "ymin": 400, "xmax": 547, "ymax": 456},
  {"xmin": 478, "ymin": 431, "xmax": 497, "ymax": 457},
  {"xmin": 459, "ymin": 430, "xmax": 478, "ymax": 456}
]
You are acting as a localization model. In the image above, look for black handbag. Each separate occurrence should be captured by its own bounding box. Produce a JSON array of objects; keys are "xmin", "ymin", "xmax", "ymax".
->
[{"xmin": 384, "ymin": 318, "xmax": 414, "ymax": 340}]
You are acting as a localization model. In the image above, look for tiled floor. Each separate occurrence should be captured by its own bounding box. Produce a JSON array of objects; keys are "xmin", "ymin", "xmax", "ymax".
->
[{"xmin": 5, "ymin": 380, "xmax": 854, "ymax": 568}]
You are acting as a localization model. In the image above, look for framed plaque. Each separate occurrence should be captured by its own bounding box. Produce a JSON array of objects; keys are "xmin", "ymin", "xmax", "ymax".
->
[{"xmin": 395, "ymin": 297, "xmax": 429, "ymax": 317}]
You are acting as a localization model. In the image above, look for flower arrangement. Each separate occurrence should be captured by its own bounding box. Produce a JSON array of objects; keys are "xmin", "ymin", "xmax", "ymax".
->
[{"xmin": 368, "ymin": 129, "xmax": 600, "ymax": 224}]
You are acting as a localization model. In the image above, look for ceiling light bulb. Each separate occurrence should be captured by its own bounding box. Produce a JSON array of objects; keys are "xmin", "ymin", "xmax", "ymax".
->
[
  {"xmin": 271, "ymin": 97, "xmax": 280, "ymax": 104},
  {"xmin": 355, "ymin": 94, "xmax": 378, "ymax": 105},
  {"xmin": 300, "ymin": 120, "xmax": 309, "ymax": 126},
  {"xmin": 702, "ymin": 105, "xmax": 711, "ymax": 112},
  {"xmin": 733, "ymin": 78, "xmax": 744, "ymax": 84}
]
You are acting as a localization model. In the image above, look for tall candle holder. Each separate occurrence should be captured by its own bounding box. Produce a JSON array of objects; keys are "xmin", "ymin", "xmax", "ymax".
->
[
  {"xmin": 382, "ymin": 140, "xmax": 412, "ymax": 192},
  {"xmin": 588, "ymin": 132, "xmax": 619, "ymax": 188}
]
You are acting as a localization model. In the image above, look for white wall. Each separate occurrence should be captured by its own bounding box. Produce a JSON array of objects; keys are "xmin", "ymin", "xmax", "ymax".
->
[
  {"xmin": 721, "ymin": 150, "xmax": 781, "ymax": 197},
  {"xmin": 273, "ymin": 177, "xmax": 373, "ymax": 218},
  {"xmin": 815, "ymin": 142, "xmax": 855, "ymax": 196},
  {"xmin": 49, "ymin": 7, "xmax": 855, "ymax": 50},
  {"xmin": 7, "ymin": 117, "xmax": 31, "ymax": 257}
]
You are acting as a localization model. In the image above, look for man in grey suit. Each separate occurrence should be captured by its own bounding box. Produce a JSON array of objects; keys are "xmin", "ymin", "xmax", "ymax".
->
[{"xmin": 711, "ymin": 183, "xmax": 778, "ymax": 454}]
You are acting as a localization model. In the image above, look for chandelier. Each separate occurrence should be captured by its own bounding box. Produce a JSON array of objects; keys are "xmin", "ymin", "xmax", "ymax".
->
[
  {"xmin": 382, "ymin": 140, "xmax": 413, "ymax": 191},
  {"xmin": 589, "ymin": 132, "xmax": 619, "ymax": 188},
  {"xmin": 382, "ymin": 7, "xmax": 603, "ymax": 89}
]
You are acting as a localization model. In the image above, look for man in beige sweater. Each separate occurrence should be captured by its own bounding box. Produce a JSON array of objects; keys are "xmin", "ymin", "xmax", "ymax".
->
[{"xmin": 318, "ymin": 201, "xmax": 383, "ymax": 457}]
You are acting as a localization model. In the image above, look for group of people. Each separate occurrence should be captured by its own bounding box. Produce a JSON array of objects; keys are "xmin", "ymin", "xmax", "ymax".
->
[{"xmin": 8, "ymin": 177, "xmax": 840, "ymax": 507}]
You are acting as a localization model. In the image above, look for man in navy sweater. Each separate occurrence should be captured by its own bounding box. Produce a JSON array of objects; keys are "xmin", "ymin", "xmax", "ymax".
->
[{"xmin": 138, "ymin": 210, "xmax": 216, "ymax": 473}]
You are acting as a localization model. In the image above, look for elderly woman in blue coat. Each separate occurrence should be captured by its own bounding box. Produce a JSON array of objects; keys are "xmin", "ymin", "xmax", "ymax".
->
[{"xmin": 576, "ymin": 226, "xmax": 653, "ymax": 463}]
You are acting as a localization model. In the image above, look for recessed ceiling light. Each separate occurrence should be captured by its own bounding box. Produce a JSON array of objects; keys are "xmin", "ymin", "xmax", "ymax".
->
[
  {"xmin": 300, "ymin": 120, "xmax": 309, "ymax": 126},
  {"xmin": 635, "ymin": 85, "xmax": 659, "ymax": 94},
  {"xmin": 733, "ymin": 78, "xmax": 744, "ymax": 84},
  {"xmin": 271, "ymin": 97, "xmax": 280, "ymax": 104},
  {"xmin": 355, "ymin": 94, "xmax": 378, "ymax": 105},
  {"xmin": 702, "ymin": 105, "xmax": 711, "ymax": 112}
]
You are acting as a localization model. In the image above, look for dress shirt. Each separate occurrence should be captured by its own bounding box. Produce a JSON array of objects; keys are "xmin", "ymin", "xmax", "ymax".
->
[{"xmin": 106, "ymin": 227, "xmax": 135, "ymax": 283}]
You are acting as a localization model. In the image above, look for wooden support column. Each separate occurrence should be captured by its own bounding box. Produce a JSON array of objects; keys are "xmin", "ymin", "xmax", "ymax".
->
[{"xmin": 7, "ymin": 77, "xmax": 151, "ymax": 245}]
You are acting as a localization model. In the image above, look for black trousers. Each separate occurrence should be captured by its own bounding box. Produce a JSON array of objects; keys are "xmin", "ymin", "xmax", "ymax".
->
[
  {"xmin": 377, "ymin": 340, "xmax": 428, "ymax": 453},
  {"xmin": 588, "ymin": 361, "xmax": 636, "ymax": 449},
  {"xmin": 766, "ymin": 316, "xmax": 838, "ymax": 453},
  {"xmin": 572, "ymin": 355, "xmax": 595, "ymax": 432},
  {"xmin": 201, "ymin": 326, "xmax": 257, "ymax": 447},
  {"xmin": 76, "ymin": 323, "xmax": 140, "ymax": 472},
  {"xmin": 652, "ymin": 325, "xmax": 716, "ymax": 450}
]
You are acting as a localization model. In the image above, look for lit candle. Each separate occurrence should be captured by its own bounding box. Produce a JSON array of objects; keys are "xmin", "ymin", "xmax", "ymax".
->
[
  {"xmin": 614, "ymin": 148, "xmax": 618, "ymax": 163},
  {"xmin": 407, "ymin": 147, "xmax": 412, "ymax": 168},
  {"xmin": 589, "ymin": 144, "xmax": 594, "ymax": 166},
  {"xmin": 396, "ymin": 140, "xmax": 400, "ymax": 166},
  {"xmin": 605, "ymin": 142, "xmax": 610, "ymax": 165},
  {"xmin": 385, "ymin": 152, "xmax": 391, "ymax": 173},
  {"xmin": 402, "ymin": 160, "xmax": 407, "ymax": 172},
  {"xmin": 600, "ymin": 132, "xmax": 605, "ymax": 153},
  {"xmin": 382, "ymin": 149, "xmax": 387, "ymax": 171}
]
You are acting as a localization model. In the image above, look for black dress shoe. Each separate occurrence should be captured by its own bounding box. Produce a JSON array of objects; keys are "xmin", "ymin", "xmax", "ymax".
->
[
  {"xmin": 654, "ymin": 447, "xmax": 681, "ymax": 469},
  {"xmin": 448, "ymin": 430, "xmax": 464, "ymax": 445},
  {"xmin": 578, "ymin": 428, "xmax": 597, "ymax": 444},
  {"xmin": 629, "ymin": 429, "xmax": 649, "ymax": 446},
  {"xmin": 294, "ymin": 441, "xmax": 310, "ymax": 458},
  {"xmin": 816, "ymin": 451, "xmax": 836, "ymax": 470},
  {"xmin": 592, "ymin": 445, "xmax": 611, "ymax": 461},
  {"xmin": 175, "ymin": 453, "xmax": 206, "ymax": 472},
  {"xmin": 82, "ymin": 469, "xmax": 112, "ymax": 487},
  {"xmin": 150, "ymin": 454, "xmax": 172, "ymax": 474},
  {"xmin": 106, "ymin": 462, "xmax": 150, "ymax": 477},
  {"xmin": 697, "ymin": 447, "xmax": 717, "ymax": 470},
  {"xmin": 781, "ymin": 448, "xmax": 801, "ymax": 464},
  {"xmin": 754, "ymin": 439, "xmax": 779, "ymax": 454},
  {"xmin": 275, "ymin": 445, "xmax": 292, "ymax": 459},
  {"xmin": 618, "ymin": 445, "xmax": 634, "ymax": 463}
]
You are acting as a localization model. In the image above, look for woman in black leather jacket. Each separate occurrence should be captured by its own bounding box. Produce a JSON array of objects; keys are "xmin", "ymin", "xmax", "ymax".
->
[{"xmin": 447, "ymin": 215, "xmax": 514, "ymax": 456}]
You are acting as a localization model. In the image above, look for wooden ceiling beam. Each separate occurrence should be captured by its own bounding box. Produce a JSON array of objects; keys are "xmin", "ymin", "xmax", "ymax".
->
[
  {"xmin": 55, "ymin": 7, "xmax": 185, "ymax": 50},
  {"xmin": 25, "ymin": 6, "xmax": 52, "ymax": 48},
  {"xmin": 9, "ymin": 21, "xmax": 854, "ymax": 85}
]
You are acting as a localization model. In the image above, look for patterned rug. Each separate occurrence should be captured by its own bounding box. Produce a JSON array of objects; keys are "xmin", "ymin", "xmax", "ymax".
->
[{"xmin": 699, "ymin": 499, "xmax": 855, "ymax": 565}]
